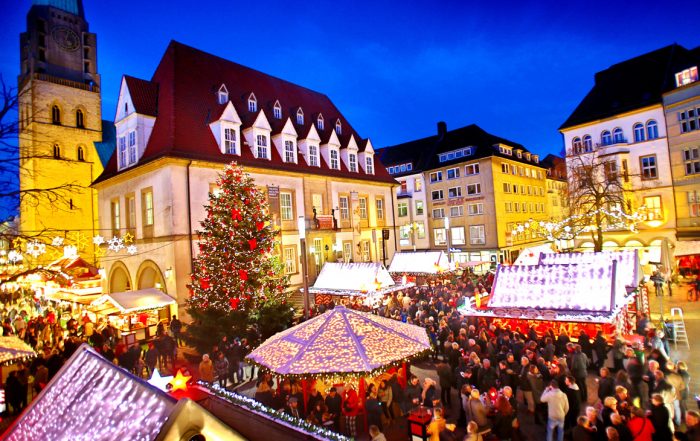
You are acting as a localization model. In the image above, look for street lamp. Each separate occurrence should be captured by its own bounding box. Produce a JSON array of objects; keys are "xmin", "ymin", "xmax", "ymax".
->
[
  {"xmin": 444, "ymin": 216, "xmax": 452, "ymax": 263},
  {"xmin": 298, "ymin": 216, "xmax": 310, "ymax": 320}
]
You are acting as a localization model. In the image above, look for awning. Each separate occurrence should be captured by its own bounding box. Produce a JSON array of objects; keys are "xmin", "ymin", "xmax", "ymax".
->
[
  {"xmin": 90, "ymin": 288, "xmax": 175, "ymax": 315},
  {"xmin": 459, "ymin": 261, "xmax": 491, "ymax": 268},
  {"xmin": 388, "ymin": 251, "xmax": 452, "ymax": 275},
  {"xmin": 674, "ymin": 240, "xmax": 700, "ymax": 257},
  {"xmin": 46, "ymin": 290, "xmax": 100, "ymax": 305},
  {"xmin": 306, "ymin": 262, "xmax": 414, "ymax": 296}
]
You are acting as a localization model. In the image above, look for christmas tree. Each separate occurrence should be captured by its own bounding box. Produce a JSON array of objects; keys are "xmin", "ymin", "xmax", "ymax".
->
[{"xmin": 185, "ymin": 163, "xmax": 293, "ymax": 354}]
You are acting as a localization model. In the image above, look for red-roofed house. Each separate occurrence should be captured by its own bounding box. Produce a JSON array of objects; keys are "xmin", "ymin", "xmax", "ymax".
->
[{"xmin": 93, "ymin": 41, "xmax": 398, "ymax": 311}]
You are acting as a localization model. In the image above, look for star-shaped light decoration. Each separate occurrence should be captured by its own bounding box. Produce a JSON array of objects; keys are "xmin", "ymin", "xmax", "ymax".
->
[
  {"xmin": 94, "ymin": 245, "xmax": 106, "ymax": 257},
  {"xmin": 68, "ymin": 231, "xmax": 90, "ymax": 251},
  {"xmin": 93, "ymin": 235, "xmax": 105, "ymax": 246},
  {"xmin": 122, "ymin": 231, "xmax": 134, "ymax": 244},
  {"xmin": 12, "ymin": 237, "xmax": 24, "ymax": 250},
  {"xmin": 126, "ymin": 245, "xmax": 138, "ymax": 255},
  {"xmin": 63, "ymin": 245, "xmax": 78, "ymax": 259},
  {"xmin": 26, "ymin": 240, "xmax": 46, "ymax": 258},
  {"xmin": 169, "ymin": 369, "xmax": 191, "ymax": 393},
  {"xmin": 51, "ymin": 236, "xmax": 64, "ymax": 247},
  {"xmin": 107, "ymin": 237, "xmax": 124, "ymax": 252},
  {"xmin": 147, "ymin": 369, "xmax": 174, "ymax": 392}
]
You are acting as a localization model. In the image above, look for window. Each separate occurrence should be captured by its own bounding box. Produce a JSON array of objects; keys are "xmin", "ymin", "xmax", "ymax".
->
[
  {"xmin": 514, "ymin": 202, "xmax": 520, "ymax": 212},
  {"xmin": 283, "ymin": 246, "xmax": 297, "ymax": 274},
  {"xmin": 296, "ymin": 108, "xmax": 304, "ymax": 125},
  {"xmin": 335, "ymin": 119, "xmax": 342, "ymax": 135},
  {"xmin": 126, "ymin": 195, "xmax": 136, "ymax": 232},
  {"xmin": 376, "ymin": 199, "xmax": 384, "ymax": 220},
  {"xmin": 447, "ymin": 167, "xmax": 460, "ymax": 179},
  {"xmin": 224, "ymin": 128, "xmax": 237, "ymax": 154},
  {"xmin": 640, "ymin": 155, "xmax": 657, "ymax": 179},
  {"xmin": 400, "ymin": 164, "xmax": 407, "ymax": 173},
  {"xmin": 501, "ymin": 163, "xmax": 510, "ymax": 174},
  {"xmin": 451, "ymin": 227, "xmax": 465, "ymax": 245},
  {"xmin": 358, "ymin": 197, "xmax": 367, "ymax": 219},
  {"xmin": 415, "ymin": 200, "xmax": 424, "ymax": 215},
  {"xmin": 499, "ymin": 146, "xmax": 512, "ymax": 155},
  {"xmin": 256, "ymin": 134, "xmax": 268, "ymax": 159},
  {"xmin": 633, "ymin": 123, "xmax": 645, "ymax": 142},
  {"xmin": 688, "ymin": 191, "xmax": 700, "ymax": 217},
  {"xmin": 142, "ymin": 190, "xmax": 154, "ymax": 227},
  {"xmin": 278, "ymin": 192, "xmax": 294, "ymax": 221},
  {"xmin": 601, "ymin": 130, "xmax": 612, "ymax": 146},
  {"xmin": 248, "ymin": 93, "xmax": 257, "ymax": 112},
  {"xmin": 449, "ymin": 206, "xmax": 463, "ymax": 217},
  {"xmin": 429, "ymin": 171, "xmax": 443, "ymax": 183},
  {"xmin": 51, "ymin": 105, "xmax": 60, "ymax": 124},
  {"xmin": 518, "ymin": 166, "xmax": 524, "ymax": 176},
  {"xmin": 505, "ymin": 202, "xmax": 512, "ymax": 212},
  {"xmin": 284, "ymin": 140, "xmax": 295, "ymax": 163},
  {"xmin": 415, "ymin": 222, "xmax": 425, "ymax": 238},
  {"xmin": 400, "ymin": 181, "xmax": 407, "ymax": 193},
  {"xmin": 217, "ymin": 85, "xmax": 228, "ymax": 104},
  {"xmin": 572, "ymin": 137, "xmax": 582, "ymax": 153},
  {"xmin": 466, "ymin": 183, "xmax": 481, "ymax": 195},
  {"xmin": 612, "ymin": 127, "xmax": 624, "ymax": 143},
  {"xmin": 349, "ymin": 153, "xmax": 358, "ymax": 172},
  {"xmin": 128, "ymin": 130, "xmax": 137, "ymax": 164},
  {"xmin": 676, "ymin": 66, "xmax": 699, "ymax": 87},
  {"xmin": 273, "ymin": 102, "xmax": 282, "ymax": 119},
  {"xmin": 646, "ymin": 120, "xmax": 658, "ymax": 140},
  {"xmin": 365, "ymin": 156, "xmax": 374, "ymax": 174},
  {"xmin": 465, "ymin": 163, "xmax": 479, "ymax": 176},
  {"xmin": 329, "ymin": 149, "xmax": 339, "ymax": 169},
  {"xmin": 433, "ymin": 228, "xmax": 446, "ymax": 245},
  {"xmin": 77, "ymin": 146, "xmax": 84, "ymax": 161},
  {"xmin": 399, "ymin": 225, "xmax": 411, "ymax": 245},
  {"xmin": 398, "ymin": 202, "xmax": 408, "ymax": 217},
  {"xmin": 527, "ymin": 185, "xmax": 532, "ymax": 195},
  {"xmin": 76, "ymin": 109, "xmax": 84, "ymax": 128},
  {"xmin": 414, "ymin": 178, "xmax": 422, "ymax": 192},
  {"xmin": 470, "ymin": 225, "xmax": 485, "ymax": 245},
  {"xmin": 361, "ymin": 240, "xmax": 371, "ymax": 262},
  {"xmin": 448, "ymin": 186, "xmax": 462, "ymax": 198},
  {"xmin": 643, "ymin": 196, "xmax": 662, "ymax": 221},
  {"xmin": 431, "ymin": 190, "xmax": 444, "ymax": 201},
  {"xmin": 679, "ymin": 108, "xmax": 700, "ymax": 133},
  {"xmin": 468, "ymin": 203, "xmax": 483, "ymax": 215},
  {"xmin": 111, "ymin": 199, "xmax": 120, "ymax": 235},
  {"xmin": 683, "ymin": 148, "xmax": 700, "ymax": 175},
  {"xmin": 339, "ymin": 196, "xmax": 349, "ymax": 220},
  {"xmin": 317, "ymin": 115, "xmax": 324, "ymax": 130},
  {"xmin": 516, "ymin": 150, "xmax": 522, "ymax": 158},
  {"xmin": 53, "ymin": 143, "xmax": 61, "ymax": 159},
  {"xmin": 406, "ymin": 163, "xmax": 413, "ymax": 171},
  {"xmin": 432, "ymin": 208, "xmax": 445, "ymax": 219},
  {"xmin": 583, "ymin": 135, "xmax": 593, "ymax": 152},
  {"xmin": 343, "ymin": 242, "xmax": 352, "ymax": 263},
  {"xmin": 308, "ymin": 145, "xmax": 319, "ymax": 166},
  {"xmin": 118, "ymin": 137, "xmax": 126, "ymax": 167}
]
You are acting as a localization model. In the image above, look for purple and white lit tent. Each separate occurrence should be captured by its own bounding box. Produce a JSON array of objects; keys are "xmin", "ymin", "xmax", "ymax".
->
[{"xmin": 538, "ymin": 250, "xmax": 643, "ymax": 289}]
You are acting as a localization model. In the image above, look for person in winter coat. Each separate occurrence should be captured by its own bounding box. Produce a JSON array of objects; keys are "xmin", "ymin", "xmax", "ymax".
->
[
  {"xmin": 649, "ymin": 394, "xmax": 673, "ymax": 441},
  {"xmin": 426, "ymin": 407, "xmax": 447, "ymax": 441},
  {"xmin": 611, "ymin": 413, "xmax": 633, "ymax": 441},
  {"xmin": 541, "ymin": 380, "xmax": 570, "ymax": 441},
  {"xmin": 377, "ymin": 379, "xmax": 393, "ymax": 423},
  {"xmin": 324, "ymin": 387, "xmax": 342, "ymax": 430},
  {"xmin": 437, "ymin": 360, "xmax": 453, "ymax": 406},
  {"xmin": 465, "ymin": 389, "xmax": 491, "ymax": 435},
  {"xmin": 342, "ymin": 385, "xmax": 360, "ymax": 438},
  {"xmin": 599, "ymin": 367, "xmax": 616, "ymax": 404},
  {"xmin": 492, "ymin": 395, "xmax": 516, "ymax": 440},
  {"xmin": 213, "ymin": 351, "xmax": 229, "ymax": 388},
  {"xmin": 519, "ymin": 356, "xmax": 535, "ymax": 413},
  {"xmin": 529, "ymin": 364, "xmax": 547, "ymax": 425},
  {"xmin": 573, "ymin": 416, "xmax": 597, "ymax": 441},
  {"xmin": 199, "ymin": 354, "xmax": 214, "ymax": 382},
  {"xmin": 365, "ymin": 390, "xmax": 383, "ymax": 431},
  {"xmin": 565, "ymin": 375, "xmax": 583, "ymax": 433},
  {"xmin": 571, "ymin": 345, "xmax": 590, "ymax": 402},
  {"xmin": 626, "ymin": 407, "xmax": 655, "ymax": 441},
  {"xmin": 593, "ymin": 331, "xmax": 609, "ymax": 370},
  {"xmin": 404, "ymin": 375, "xmax": 422, "ymax": 413},
  {"xmin": 422, "ymin": 378, "xmax": 437, "ymax": 408},
  {"xmin": 254, "ymin": 381, "xmax": 274, "ymax": 408}
]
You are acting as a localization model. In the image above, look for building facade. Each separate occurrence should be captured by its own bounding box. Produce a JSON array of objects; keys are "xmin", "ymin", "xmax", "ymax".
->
[
  {"xmin": 560, "ymin": 45, "xmax": 700, "ymax": 252},
  {"xmin": 662, "ymin": 65, "xmax": 700, "ymax": 241},
  {"xmin": 93, "ymin": 42, "xmax": 397, "ymax": 313},
  {"xmin": 17, "ymin": 0, "xmax": 108, "ymax": 263},
  {"xmin": 380, "ymin": 123, "xmax": 548, "ymax": 264}
]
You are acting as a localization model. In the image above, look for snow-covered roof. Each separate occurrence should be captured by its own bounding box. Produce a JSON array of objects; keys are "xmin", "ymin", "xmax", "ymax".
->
[
  {"xmin": 512, "ymin": 243, "xmax": 556, "ymax": 266},
  {"xmin": 538, "ymin": 250, "xmax": 643, "ymax": 288},
  {"xmin": 90, "ymin": 288, "xmax": 176, "ymax": 314},
  {"xmin": 0, "ymin": 336, "xmax": 36, "ymax": 365},
  {"xmin": 308, "ymin": 262, "xmax": 413, "ymax": 296},
  {"xmin": 388, "ymin": 251, "xmax": 450, "ymax": 274}
]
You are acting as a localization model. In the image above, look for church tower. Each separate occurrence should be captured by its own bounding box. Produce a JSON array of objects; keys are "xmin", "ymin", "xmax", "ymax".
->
[{"xmin": 18, "ymin": 0, "xmax": 104, "ymax": 262}]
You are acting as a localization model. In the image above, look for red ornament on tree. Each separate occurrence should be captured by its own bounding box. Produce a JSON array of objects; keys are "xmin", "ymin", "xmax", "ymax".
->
[
  {"xmin": 238, "ymin": 269, "xmax": 248, "ymax": 281},
  {"xmin": 232, "ymin": 209, "xmax": 242, "ymax": 221},
  {"xmin": 256, "ymin": 222, "xmax": 265, "ymax": 231},
  {"xmin": 200, "ymin": 278, "xmax": 210, "ymax": 289},
  {"xmin": 229, "ymin": 297, "xmax": 240, "ymax": 310},
  {"xmin": 248, "ymin": 239, "xmax": 257, "ymax": 250}
]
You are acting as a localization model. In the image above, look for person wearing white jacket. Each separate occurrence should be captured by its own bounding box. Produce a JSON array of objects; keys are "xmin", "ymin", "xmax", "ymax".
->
[{"xmin": 541, "ymin": 380, "xmax": 569, "ymax": 441}]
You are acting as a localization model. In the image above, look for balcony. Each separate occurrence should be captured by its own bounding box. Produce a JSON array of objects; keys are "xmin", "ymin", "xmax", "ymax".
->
[{"xmin": 308, "ymin": 209, "xmax": 338, "ymax": 231}]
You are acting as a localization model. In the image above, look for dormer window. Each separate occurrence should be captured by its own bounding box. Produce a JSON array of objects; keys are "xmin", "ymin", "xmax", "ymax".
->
[
  {"xmin": 317, "ymin": 114, "xmax": 324, "ymax": 130},
  {"xmin": 676, "ymin": 66, "xmax": 699, "ymax": 87},
  {"xmin": 296, "ymin": 108, "xmax": 304, "ymax": 125},
  {"xmin": 525, "ymin": 152, "xmax": 531, "ymax": 161},
  {"xmin": 284, "ymin": 140, "xmax": 295, "ymax": 163},
  {"xmin": 273, "ymin": 101, "xmax": 282, "ymax": 119},
  {"xmin": 533, "ymin": 155, "xmax": 539, "ymax": 164},
  {"xmin": 248, "ymin": 93, "xmax": 257, "ymax": 112},
  {"xmin": 365, "ymin": 156, "xmax": 374, "ymax": 174},
  {"xmin": 217, "ymin": 84, "xmax": 229, "ymax": 105},
  {"xmin": 128, "ymin": 130, "xmax": 137, "ymax": 164},
  {"xmin": 516, "ymin": 150, "xmax": 522, "ymax": 159},
  {"xmin": 118, "ymin": 136, "xmax": 126, "ymax": 168},
  {"xmin": 256, "ymin": 134, "xmax": 268, "ymax": 159},
  {"xmin": 335, "ymin": 119, "xmax": 342, "ymax": 135},
  {"xmin": 308, "ymin": 144, "xmax": 319, "ymax": 166},
  {"xmin": 329, "ymin": 149, "xmax": 339, "ymax": 169},
  {"xmin": 224, "ymin": 127, "xmax": 237, "ymax": 154},
  {"xmin": 349, "ymin": 153, "xmax": 358, "ymax": 172}
]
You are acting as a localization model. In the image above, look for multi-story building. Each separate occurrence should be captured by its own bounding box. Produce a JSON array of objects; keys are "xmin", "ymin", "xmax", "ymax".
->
[
  {"xmin": 663, "ymin": 64, "xmax": 700, "ymax": 242},
  {"xmin": 93, "ymin": 42, "xmax": 397, "ymax": 311},
  {"xmin": 541, "ymin": 154, "xmax": 569, "ymax": 223},
  {"xmin": 380, "ymin": 123, "xmax": 548, "ymax": 264},
  {"xmin": 17, "ymin": 0, "xmax": 110, "ymax": 263},
  {"xmin": 560, "ymin": 44, "xmax": 699, "ymax": 251}
]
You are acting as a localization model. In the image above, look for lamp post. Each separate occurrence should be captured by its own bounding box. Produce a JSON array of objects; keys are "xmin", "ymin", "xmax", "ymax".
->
[
  {"xmin": 444, "ymin": 216, "xmax": 452, "ymax": 263},
  {"xmin": 298, "ymin": 216, "xmax": 310, "ymax": 320}
]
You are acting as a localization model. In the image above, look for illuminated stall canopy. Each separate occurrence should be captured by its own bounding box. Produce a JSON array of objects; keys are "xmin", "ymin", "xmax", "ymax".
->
[
  {"xmin": 0, "ymin": 336, "xmax": 36, "ymax": 366},
  {"xmin": 89, "ymin": 288, "xmax": 176, "ymax": 315},
  {"xmin": 306, "ymin": 262, "xmax": 414, "ymax": 297},
  {"xmin": 538, "ymin": 249, "xmax": 643, "ymax": 289},
  {"xmin": 388, "ymin": 251, "xmax": 452, "ymax": 276}
]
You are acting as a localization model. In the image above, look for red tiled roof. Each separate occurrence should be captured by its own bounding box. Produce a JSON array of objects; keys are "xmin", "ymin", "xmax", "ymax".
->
[
  {"xmin": 123, "ymin": 75, "xmax": 159, "ymax": 117},
  {"xmin": 96, "ymin": 41, "xmax": 396, "ymax": 185}
]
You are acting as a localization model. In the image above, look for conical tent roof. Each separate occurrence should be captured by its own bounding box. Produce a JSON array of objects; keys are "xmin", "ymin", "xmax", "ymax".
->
[{"xmin": 246, "ymin": 306, "xmax": 430, "ymax": 377}]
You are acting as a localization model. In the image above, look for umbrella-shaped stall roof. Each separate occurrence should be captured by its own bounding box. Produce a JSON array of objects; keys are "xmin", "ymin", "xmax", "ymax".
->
[
  {"xmin": 246, "ymin": 305, "xmax": 430, "ymax": 378},
  {"xmin": 0, "ymin": 336, "xmax": 37, "ymax": 365},
  {"xmin": 306, "ymin": 262, "xmax": 414, "ymax": 297},
  {"xmin": 90, "ymin": 288, "xmax": 176, "ymax": 315}
]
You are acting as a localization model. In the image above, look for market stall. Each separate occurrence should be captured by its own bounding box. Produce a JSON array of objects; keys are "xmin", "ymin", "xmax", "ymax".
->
[
  {"xmin": 387, "ymin": 251, "xmax": 454, "ymax": 284},
  {"xmin": 512, "ymin": 243, "xmax": 556, "ymax": 266},
  {"xmin": 307, "ymin": 262, "xmax": 414, "ymax": 309},
  {"xmin": 89, "ymin": 288, "xmax": 176, "ymax": 346},
  {"xmin": 675, "ymin": 240, "xmax": 700, "ymax": 277}
]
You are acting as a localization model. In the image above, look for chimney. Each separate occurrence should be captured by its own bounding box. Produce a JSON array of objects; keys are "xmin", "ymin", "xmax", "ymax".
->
[{"xmin": 437, "ymin": 121, "xmax": 447, "ymax": 139}]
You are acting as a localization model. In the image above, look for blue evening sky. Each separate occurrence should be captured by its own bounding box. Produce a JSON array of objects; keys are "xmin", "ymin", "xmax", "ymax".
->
[{"xmin": 1, "ymin": 0, "xmax": 699, "ymax": 219}]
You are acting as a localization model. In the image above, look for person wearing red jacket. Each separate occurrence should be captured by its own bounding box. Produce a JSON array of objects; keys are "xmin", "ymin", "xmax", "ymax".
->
[
  {"xmin": 627, "ymin": 407, "xmax": 655, "ymax": 441},
  {"xmin": 342, "ymin": 385, "xmax": 360, "ymax": 438}
]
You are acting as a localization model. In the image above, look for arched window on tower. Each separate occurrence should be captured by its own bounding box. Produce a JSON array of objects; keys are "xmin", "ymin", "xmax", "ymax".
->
[
  {"xmin": 76, "ymin": 109, "xmax": 84, "ymax": 128},
  {"xmin": 52, "ymin": 105, "xmax": 61, "ymax": 125},
  {"xmin": 53, "ymin": 144, "xmax": 61, "ymax": 159},
  {"xmin": 77, "ymin": 146, "xmax": 85, "ymax": 161}
]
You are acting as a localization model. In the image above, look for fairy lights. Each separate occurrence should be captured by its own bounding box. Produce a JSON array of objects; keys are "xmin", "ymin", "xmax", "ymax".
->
[{"xmin": 0, "ymin": 336, "xmax": 37, "ymax": 365}]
